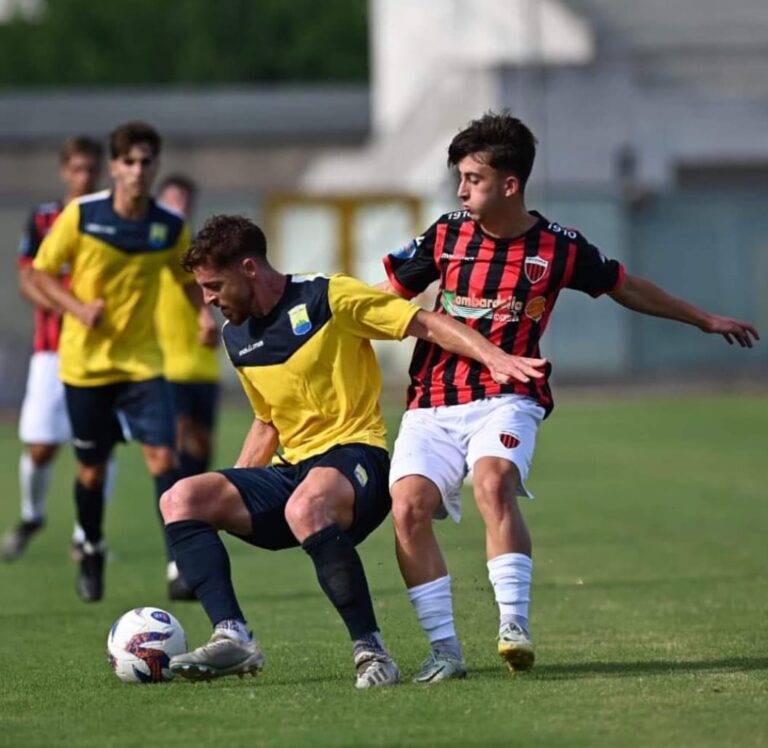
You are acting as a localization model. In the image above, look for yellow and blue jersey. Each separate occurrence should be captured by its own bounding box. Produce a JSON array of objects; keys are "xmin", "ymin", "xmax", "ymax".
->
[
  {"xmin": 33, "ymin": 190, "xmax": 193, "ymax": 387},
  {"xmin": 223, "ymin": 273, "xmax": 419, "ymax": 464},
  {"xmin": 155, "ymin": 266, "xmax": 220, "ymax": 383}
]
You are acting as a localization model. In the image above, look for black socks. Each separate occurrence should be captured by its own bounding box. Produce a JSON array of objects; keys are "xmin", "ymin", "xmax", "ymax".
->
[
  {"xmin": 166, "ymin": 519, "xmax": 245, "ymax": 626},
  {"xmin": 302, "ymin": 524, "xmax": 378, "ymax": 641}
]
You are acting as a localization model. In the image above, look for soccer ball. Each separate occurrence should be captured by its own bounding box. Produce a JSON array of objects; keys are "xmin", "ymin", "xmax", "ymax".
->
[{"xmin": 107, "ymin": 607, "xmax": 187, "ymax": 683}]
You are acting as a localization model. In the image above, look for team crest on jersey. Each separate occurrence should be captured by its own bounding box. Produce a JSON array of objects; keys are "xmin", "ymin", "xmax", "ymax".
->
[
  {"xmin": 524, "ymin": 256, "xmax": 549, "ymax": 284},
  {"xmin": 354, "ymin": 464, "xmax": 368, "ymax": 487},
  {"xmin": 288, "ymin": 304, "xmax": 312, "ymax": 335},
  {"xmin": 148, "ymin": 222, "xmax": 168, "ymax": 248},
  {"xmin": 499, "ymin": 432, "xmax": 520, "ymax": 449},
  {"xmin": 525, "ymin": 296, "xmax": 546, "ymax": 322}
]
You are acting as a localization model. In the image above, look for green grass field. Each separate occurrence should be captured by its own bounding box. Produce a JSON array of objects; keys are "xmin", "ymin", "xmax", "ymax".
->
[{"xmin": 0, "ymin": 394, "xmax": 766, "ymax": 747}]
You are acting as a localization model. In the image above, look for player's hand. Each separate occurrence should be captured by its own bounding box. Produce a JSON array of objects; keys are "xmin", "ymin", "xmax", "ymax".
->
[
  {"xmin": 487, "ymin": 354, "xmax": 547, "ymax": 385},
  {"xmin": 700, "ymin": 315, "xmax": 759, "ymax": 348},
  {"xmin": 78, "ymin": 299, "xmax": 105, "ymax": 329},
  {"xmin": 198, "ymin": 307, "xmax": 219, "ymax": 347}
]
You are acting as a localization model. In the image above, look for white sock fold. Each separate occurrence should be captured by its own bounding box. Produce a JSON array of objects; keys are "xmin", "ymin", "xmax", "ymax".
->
[
  {"xmin": 408, "ymin": 575, "xmax": 457, "ymax": 644},
  {"xmin": 214, "ymin": 619, "xmax": 252, "ymax": 644},
  {"xmin": 19, "ymin": 452, "xmax": 52, "ymax": 523},
  {"xmin": 487, "ymin": 553, "xmax": 532, "ymax": 630}
]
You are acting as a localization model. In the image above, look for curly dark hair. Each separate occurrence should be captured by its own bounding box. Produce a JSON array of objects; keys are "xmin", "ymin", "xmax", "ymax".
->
[
  {"xmin": 448, "ymin": 111, "xmax": 537, "ymax": 189},
  {"xmin": 183, "ymin": 214, "xmax": 267, "ymax": 272}
]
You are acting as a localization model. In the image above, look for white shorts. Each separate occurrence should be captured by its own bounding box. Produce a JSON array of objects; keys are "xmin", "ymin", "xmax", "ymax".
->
[
  {"xmin": 18, "ymin": 351, "xmax": 72, "ymax": 444},
  {"xmin": 389, "ymin": 395, "xmax": 545, "ymax": 522}
]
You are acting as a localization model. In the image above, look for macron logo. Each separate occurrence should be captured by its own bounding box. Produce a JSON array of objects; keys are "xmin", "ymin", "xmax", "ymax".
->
[
  {"xmin": 84, "ymin": 222, "xmax": 117, "ymax": 236},
  {"xmin": 238, "ymin": 341, "xmax": 264, "ymax": 355}
]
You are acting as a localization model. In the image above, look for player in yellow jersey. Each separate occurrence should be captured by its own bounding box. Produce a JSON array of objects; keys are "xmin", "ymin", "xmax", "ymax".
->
[
  {"xmin": 31, "ymin": 122, "xmax": 217, "ymax": 602},
  {"xmin": 155, "ymin": 175, "xmax": 220, "ymax": 600},
  {"xmin": 157, "ymin": 215, "xmax": 546, "ymax": 688}
]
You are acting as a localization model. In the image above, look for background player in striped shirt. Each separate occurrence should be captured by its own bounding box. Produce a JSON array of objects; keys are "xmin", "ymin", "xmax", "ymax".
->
[
  {"xmin": 155, "ymin": 174, "xmax": 221, "ymax": 600},
  {"xmin": 2, "ymin": 136, "xmax": 105, "ymax": 562},
  {"xmin": 380, "ymin": 111, "xmax": 758, "ymax": 682}
]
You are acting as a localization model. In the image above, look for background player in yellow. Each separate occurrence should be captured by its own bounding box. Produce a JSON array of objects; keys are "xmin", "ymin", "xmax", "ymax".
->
[
  {"xmin": 155, "ymin": 174, "xmax": 221, "ymax": 600},
  {"xmin": 157, "ymin": 215, "xmax": 546, "ymax": 688},
  {"xmin": 31, "ymin": 121, "xmax": 217, "ymax": 602}
]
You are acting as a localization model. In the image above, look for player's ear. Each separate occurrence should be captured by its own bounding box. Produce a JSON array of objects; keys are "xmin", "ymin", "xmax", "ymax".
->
[
  {"xmin": 241, "ymin": 256, "xmax": 258, "ymax": 277},
  {"xmin": 503, "ymin": 174, "xmax": 521, "ymax": 198}
]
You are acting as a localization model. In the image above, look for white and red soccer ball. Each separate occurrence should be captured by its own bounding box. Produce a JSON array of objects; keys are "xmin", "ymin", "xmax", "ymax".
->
[{"xmin": 107, "ymin": 607, "xmax": 187, "ymax": 683}]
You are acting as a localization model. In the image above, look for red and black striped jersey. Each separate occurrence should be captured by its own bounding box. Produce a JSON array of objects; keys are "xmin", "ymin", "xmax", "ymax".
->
[
  {"xmin": 383, "ymin": 210, "xmax": 625, "ymax": 415},
  {"xmin": 17, "ymin": 200, "xmax": 65, "ymax": 353}
]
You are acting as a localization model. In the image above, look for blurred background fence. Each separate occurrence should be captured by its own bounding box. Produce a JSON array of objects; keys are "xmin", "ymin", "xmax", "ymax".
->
[{"xmin": 0, "ymin": 0, "xmax": 765, "ymax": 406}]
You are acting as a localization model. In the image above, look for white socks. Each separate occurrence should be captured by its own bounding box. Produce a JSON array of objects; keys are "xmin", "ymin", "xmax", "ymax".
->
[
  {"xmin": 20, "ymin": 452, "xmax": 117, "ymax": 542},
  {"xmin": 408, "ymin": 575, "xmax": 458, "ymax": 644},
  {"xmin": 19, "ymin": 452, "xmax": 52, "ymax": 523},
  {"xmin": 215, "ymin": 619, "xmax": 253, "ymax": 644},
  {"xmin": 487, "ymin": 552, "xmax": 532, "ymax": 631}
]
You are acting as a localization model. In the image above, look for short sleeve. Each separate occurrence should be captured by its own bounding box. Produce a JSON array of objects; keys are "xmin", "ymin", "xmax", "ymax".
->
[
  {"xmin": 32, "ymin": 201, "xmax": 78, "ymax": 274},
  {"xmin": 382, "ymin": 221, "xmax": 440, "ymax": 298},
  {"xmin": 329, "ymin": 274, "xmax": 420, "ymax": 341},
  {"xmin": 567, "ymin": 237, "xmax": 625, "ymax": 298},
  {"xmin": 166, "ymin": 223, "xmax": 194, "ymax": 285}
]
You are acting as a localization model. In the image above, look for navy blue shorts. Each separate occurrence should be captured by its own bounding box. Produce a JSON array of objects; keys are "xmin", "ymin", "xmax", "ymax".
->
[
  {"xmin": 219, "ymin": 443, "xmax": 391, "ymax": 551},
  {"xmin": 167, "ymin": 381, "xmax": 219, "ymax": 430},
  {"xmin": 64, "ymin": 378, "xmax": 175, "ymax": 465}
]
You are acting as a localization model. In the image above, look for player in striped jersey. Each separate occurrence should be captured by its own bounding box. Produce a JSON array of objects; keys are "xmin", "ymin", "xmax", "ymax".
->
[
  {"xmin": 1, "ymin": 136, "xmax": 106, "ymax": 562},
  {"xmin": 380, "ymin": 112, "xmax": 758, "ymax": 682}
]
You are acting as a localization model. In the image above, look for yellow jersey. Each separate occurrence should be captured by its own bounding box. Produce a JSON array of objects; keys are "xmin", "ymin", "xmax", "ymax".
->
[
  {"xmin": 223, "ymin": 273, "xmax": 419, "ymax": 464},
  {"xmin": 155, "ymin": 267, "xmax": 220, "ymax": 383},
  {"xmin": 33, "ymin": 191, "xmax": 193, "ymax": 387}
]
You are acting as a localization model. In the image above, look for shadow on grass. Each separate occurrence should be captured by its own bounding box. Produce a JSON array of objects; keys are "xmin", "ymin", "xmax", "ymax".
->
[{"xmin": 473, "ymin": 657, "xmax": 768, "ymax": 681}]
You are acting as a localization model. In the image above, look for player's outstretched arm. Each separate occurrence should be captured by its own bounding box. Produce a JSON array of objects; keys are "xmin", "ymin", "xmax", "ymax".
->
[
  {"xmin": 405, "ymin": 309, "xmax": 547, "ymax": 384},
  {"xmin": 374, "ymin": 279, "xmax": 400, "ymax": 295},
  {"xmin": 609, "ymin": 274, "xmax": 759, "ymax": 348},
  {"xmin": 31, "ymin": 268, "xmax": 104, "ymax": 328},
  {"xmin": 234, "ymin": 418, "xmax": 280, "ymax": 469}
]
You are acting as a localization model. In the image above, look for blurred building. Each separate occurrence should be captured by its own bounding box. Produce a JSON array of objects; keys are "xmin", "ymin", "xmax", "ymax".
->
[{"xmin": 1, "ymin": 0, "xmax": 766, "ymax": 406}]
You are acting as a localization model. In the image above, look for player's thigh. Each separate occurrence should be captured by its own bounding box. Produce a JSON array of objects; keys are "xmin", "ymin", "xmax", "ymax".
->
[
  {"xmin": 298, "ymin": 444, "xmax": 392, "ymax": 546},
  {"xmin": 19, "ymin": 352, "xmax": 71, "ymax": 445},
  {"xmin": 465, "ymin": 395, "xmax": 545, "ymax": 499},
  {"xmin": 115, "ymin": 378, "xmax": 175, "ymax": 450},
  {"xmin": 390, "ymin": 407, "xmax": 468, "ymax": 522},
  {"xmin": 162, "ymin": 471, "xmax": 250, "ymax": 532},
  {"xmin": 64, "ymin": 383, "xmax": 124, "ymax": 466},
  {"xmin": 218, "ymin": 465, "xmax": 300, "ymax": 550}
]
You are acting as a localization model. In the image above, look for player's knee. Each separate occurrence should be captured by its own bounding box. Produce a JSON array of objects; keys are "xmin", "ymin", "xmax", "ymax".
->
[
  {"xmin": 144, "ymin": 445, "xmax": 177, "ymax": 475},
  {"xmin": 160, "ymin": 478, "xmax": 199, "ymax": 523},
  {"xmin": 474, "ymin": 465, "xmax": 517, "ymax": 501},
  {"xmin": 284, "ymin": 492, "xmax": 319, "ymax": 537},
  {"xmin": 77, "ymin": 464, "xmax": 106, "ymax": 491},
  {"xmin": 27, "ymin": 443, "xmax": 58, "ymax": 467},
  {"xmin": 391, "ymin": 484, "xmax": 437, "ymax": 536}
]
